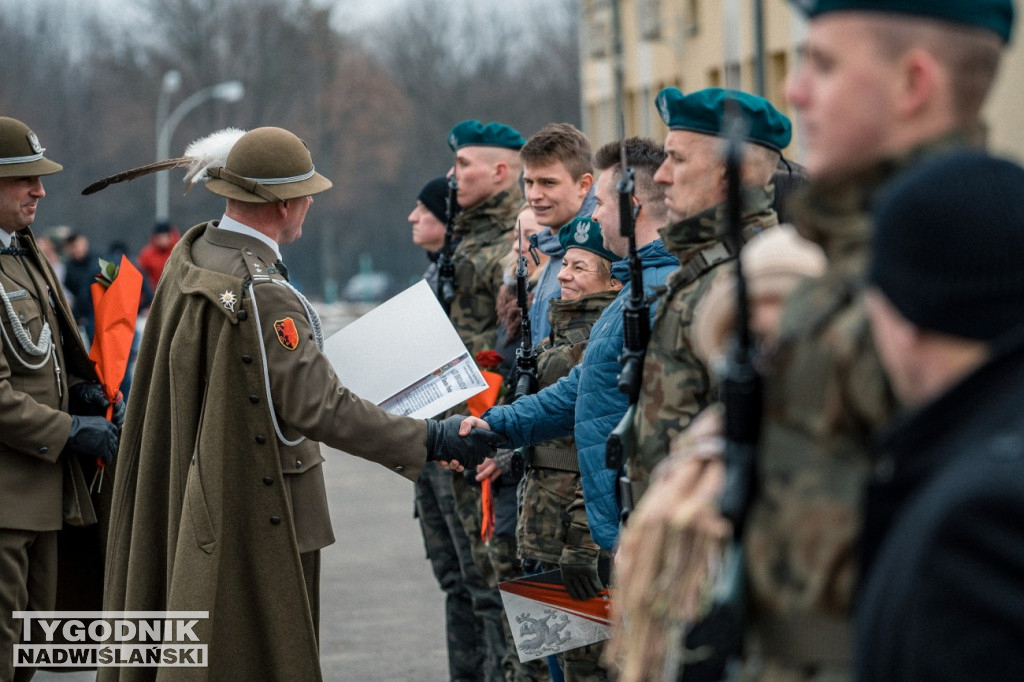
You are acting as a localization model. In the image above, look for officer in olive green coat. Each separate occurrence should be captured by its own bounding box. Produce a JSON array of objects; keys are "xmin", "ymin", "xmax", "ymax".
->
[
  {"xmin": 100, "ymin": 126, "xmax": 497, "ymax": 681},
  {"xmin": 0, "ymin": 116, "xmax": 120, "ymax": 681},
  {"xmin": 626, "ymin": 89, "xmax": 790, "ymax": 501}
]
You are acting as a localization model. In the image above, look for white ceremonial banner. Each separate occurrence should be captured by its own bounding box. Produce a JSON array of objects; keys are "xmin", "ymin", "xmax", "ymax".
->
[{"xmin": 324, "ymin": 280, "xmax": 487, "ymax": 419}]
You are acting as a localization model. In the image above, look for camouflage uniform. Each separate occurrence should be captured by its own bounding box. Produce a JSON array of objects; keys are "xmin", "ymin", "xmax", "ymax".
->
[
  {"xmin": 447, "ymin": 186, "xmax": 522, "ymax": 682},
  {"xmin": 740, "ymin": 142, "xmax": 963, "ymax": 679},
  {"xmin": 628, "ymin": 187, "xmax": 778, "ymax": 500},
  {"xmin": 521, "ymin": 291, "xmax": 618, "ymax": 682}
]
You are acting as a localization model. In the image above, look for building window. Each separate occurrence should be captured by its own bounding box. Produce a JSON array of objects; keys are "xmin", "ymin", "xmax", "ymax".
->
[
  {"xmin": 685, "ymin": 0, "xmax": 701, "ymax": 36},
  {"xmin": 638, "ymin": 0, "xmax": 661, "ymax": 40},
  {"xmin": 584, "ymin": 0, "xmax": 612, "ymax": 58}
]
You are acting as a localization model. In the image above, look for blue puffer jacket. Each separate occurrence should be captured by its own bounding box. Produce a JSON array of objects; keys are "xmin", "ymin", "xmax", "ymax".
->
[{"xmin": 483, "ymin": 239, "xmax": 678, "ymax": 549}]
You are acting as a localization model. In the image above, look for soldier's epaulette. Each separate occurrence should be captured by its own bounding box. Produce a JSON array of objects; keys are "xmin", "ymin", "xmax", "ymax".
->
[{"xmin": 239, "ymin": 248, "xmax": 287, "ymax": 284}]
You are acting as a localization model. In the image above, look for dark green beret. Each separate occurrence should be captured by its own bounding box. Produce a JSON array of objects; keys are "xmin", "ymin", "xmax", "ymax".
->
[
  {"xmin": 558, "ymin": 217, "xmax": 619, "ymax": 262},
  {"xmin": 655, "ymin": 87, "xmax": 793, "ymax": 152},
  {"xmin": 447, "ymin": 120, "xmax": 526, "ymax": 151},
  {"xmin": 790, "ymin": 0, "xmax": 1014, "ymax": 44}
]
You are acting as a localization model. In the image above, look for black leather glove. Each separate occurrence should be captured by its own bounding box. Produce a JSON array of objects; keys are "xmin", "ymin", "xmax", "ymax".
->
[
  {"xmin": 67, "ymin": 415, "xmax": 119, "ymax": 464},
  {"xmin": 560, "ymin": 559, "xmax": 604, "ymax": 601},
  {"xmin": 69, "ymin": 382, "xmax": 126, "ymax": 428},
  {"xmin": 426, "ymin": 416, "xmax": 506, "ymax": 468}
]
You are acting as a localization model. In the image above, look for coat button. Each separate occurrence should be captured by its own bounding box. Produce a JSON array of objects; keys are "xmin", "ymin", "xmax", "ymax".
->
[
  {"xmin": 255, "ymin": 434, "xmax": 267, "ymax": 444},
  {"xmin": 39, "ymin": 446, "xmax": 49, "ymax": 454},
  {"xmin": 19, "ymin": 313, "xmax": 26, "ymax": 322},
  {"xmin": 249, "ymin": 395, "xmax": 259, "ymax": 404},
  {"xmin": 237, "ymin": 309, "xmax": 248, "ymax": 321},
  {"xmin": 263, "ymin": 476, "xmax": 273, "ymax": 486},
  {"xmin": 242, "ymin": 355, "xmax": 252, "ymax": 364},
  {"xmin": 270, "ymin": 516, "xmax": 281, "ymax": 525},
  {"xmin": 294, "ymin": 460, "xmax": 302, "ymax": 469}
]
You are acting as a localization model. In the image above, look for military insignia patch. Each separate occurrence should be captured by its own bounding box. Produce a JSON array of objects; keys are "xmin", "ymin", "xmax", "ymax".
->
[
  {"xmin": 219, "ymin": 290, "xmax": 237, "ymax": 311},
  {"xmin": 27, "ymin": 132, "xmax": 43, "ymax": 154},
  {"xmin": 274, "ymin": 317, "xmax": 300, "ymax": 350},
  {"xmin": 656, "ymin": 91, "xmax": 672, "ymax": 125},
  {"xmin": 573, "ymin": 221, "xmax": 590, "ymax": 244}
]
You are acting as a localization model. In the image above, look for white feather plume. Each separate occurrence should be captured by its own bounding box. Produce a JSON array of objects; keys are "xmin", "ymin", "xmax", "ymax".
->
[
  {"xmin": 182, "ymin": 127, "xmax": 246, "ymax": 186},
  {"xmin": 80, "ymin": 126, "xmax": 247, "ymax": 196}
]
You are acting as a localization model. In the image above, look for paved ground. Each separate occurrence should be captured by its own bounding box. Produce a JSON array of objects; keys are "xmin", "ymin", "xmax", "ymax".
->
[{"xmin": 36, "ymin": 445, "xmax": 450, "ymax": 681}]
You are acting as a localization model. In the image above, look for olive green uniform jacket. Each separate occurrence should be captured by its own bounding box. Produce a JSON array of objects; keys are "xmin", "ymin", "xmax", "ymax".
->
[
  {"xmin": 0, "ymin": 228, "xmax": 99, "ymax": 531},
  {"xmin": 102, "ymin": 223, "xmax": 427, "ymax": 681},
  {"xmin": 628, "ymin": 188, "xmax": 778, "ymax": 499},
  {"xmin": 448, "ymin": 188, "xmax": 521, "ymax": 359}
]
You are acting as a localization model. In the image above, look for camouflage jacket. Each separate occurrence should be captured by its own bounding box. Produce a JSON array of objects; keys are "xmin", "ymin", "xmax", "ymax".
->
[
  {"xmin": 741, "ymin": 140, "xmax": 970, "ymax": 668},
  {"xmin": 518, "ymin": 290, "xmax": 618, "ymax": 564},
  {"xmin": 448, "ymin": 187, "xmax": 521, "ymax": 358},
  {"xmin": 628, "ymin": 187, "xmax": 778, "ymax": 498}
]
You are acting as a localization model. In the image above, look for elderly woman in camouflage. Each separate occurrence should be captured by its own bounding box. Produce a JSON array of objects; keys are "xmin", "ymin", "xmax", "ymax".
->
[{"xmin": 517, "ymin": 216, "xmax": 621, "ymax": 681}]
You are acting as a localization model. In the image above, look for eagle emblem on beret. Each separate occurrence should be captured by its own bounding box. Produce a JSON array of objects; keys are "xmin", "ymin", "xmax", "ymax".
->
[
  {"xmin": 656, "ymin": 92, "xmax": 672, "ymax": 124},
  {"xmin": 573, "ymin": 221, "xmax": 591, "ymax": 244}
]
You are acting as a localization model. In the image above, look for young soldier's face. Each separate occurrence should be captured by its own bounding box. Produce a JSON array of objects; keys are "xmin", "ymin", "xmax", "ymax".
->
[
  {"xmin": 452, "ymin": 146, "xmax": 497, "ymax": 210},
  {"xmin": 523, "ymin": 160, "xmax": 592, "ymax": 231},
  {"xmin": 785, "ymin": 14, "xmax": 904, "ymax": 177},
  {"xmin": 0, "ymin": 176, "xmax": 45, "ymax": 233}
]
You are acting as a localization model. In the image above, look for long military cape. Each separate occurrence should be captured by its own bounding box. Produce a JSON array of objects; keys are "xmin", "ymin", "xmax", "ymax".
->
[{"xmin": 101, "ymin": 226, "xmax": 323, "ymax": 681}]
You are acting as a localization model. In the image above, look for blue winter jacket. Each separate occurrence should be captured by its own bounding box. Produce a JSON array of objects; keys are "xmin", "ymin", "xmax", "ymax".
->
[{"xmin": 483, "ymin": 239, "xmax": 678, "ymax": 549}]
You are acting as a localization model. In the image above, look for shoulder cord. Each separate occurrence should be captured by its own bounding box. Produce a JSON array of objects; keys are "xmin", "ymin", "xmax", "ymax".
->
[
  {"xmin": 0, "ymin": 279, "xmax": 53, "ymax": 370},
  {"xmin": 245, "ymin": 278, "xmax": 324, "ymax": 447}
]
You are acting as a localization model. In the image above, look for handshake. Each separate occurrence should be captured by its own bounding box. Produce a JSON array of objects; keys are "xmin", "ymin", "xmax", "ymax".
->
[{"xmin": 426, "ymin": 415, "xmax": 506, "ymax": 469}]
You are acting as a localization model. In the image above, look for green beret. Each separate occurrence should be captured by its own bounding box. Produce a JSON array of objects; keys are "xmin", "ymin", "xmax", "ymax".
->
[
  {"xmin": 558, "ymin": 217, "xmax": 619, "ymax": 262},
  {"xmin": 655, "ymin": 87, "xmax": 793, "ymax": 152},
  {"xmin": 790, "ymin": 0, "xmax": 1014, "ymax": 43},
  {"xmin": 447, "ymin": 120, "xmax": 526, "ymax": 151}
]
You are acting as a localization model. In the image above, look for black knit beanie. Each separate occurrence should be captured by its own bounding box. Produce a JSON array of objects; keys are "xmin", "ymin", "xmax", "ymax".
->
[
  {"xmin": 869, "ymin": 150, "xmax": 1024, "ymax": 341},
  {"xmin": 417, "ymin": 176, "xmax": 453, "ymax": 223}
]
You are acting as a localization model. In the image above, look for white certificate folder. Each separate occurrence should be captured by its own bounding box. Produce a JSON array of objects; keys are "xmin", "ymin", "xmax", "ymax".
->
[{"xmin": 323, "ymin": 280, "xmax": 487, "ymax": 419}]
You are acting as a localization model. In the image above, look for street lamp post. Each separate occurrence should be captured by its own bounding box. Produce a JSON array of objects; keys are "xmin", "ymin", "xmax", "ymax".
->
[{"xmin": 155, "ymin": 76, "xmax": 245, "ymax": 224}]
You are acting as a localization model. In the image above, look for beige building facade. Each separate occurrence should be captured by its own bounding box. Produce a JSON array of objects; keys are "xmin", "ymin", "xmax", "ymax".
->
[{"xmin": 580, "ymin": 0, "xmax": 1024, "ymax": 163}]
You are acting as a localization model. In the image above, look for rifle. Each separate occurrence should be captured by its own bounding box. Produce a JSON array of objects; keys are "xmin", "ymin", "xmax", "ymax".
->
[
  {"xmin": 512, "ymin": 220, "xmax": 539, "ymax": 401},
  {"xmin": 606, "ymin": 138, "xmax": 645, "ymax": 474},
  {"xmin": 717, "ymin": 101, "xmax": 762, "ymax": 540},
  {"xmin": 436, "ymin": 159, "xmax": 458, "ymax": 315}
]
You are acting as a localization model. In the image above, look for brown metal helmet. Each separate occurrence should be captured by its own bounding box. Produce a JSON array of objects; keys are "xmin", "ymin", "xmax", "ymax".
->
[
  {"xmin": 205, "ymin": 126, "xmax": 332, "ymax": 203},
  {"xmin": 0, "ymin": 117, "xmax": 63, "ymax": 178}
]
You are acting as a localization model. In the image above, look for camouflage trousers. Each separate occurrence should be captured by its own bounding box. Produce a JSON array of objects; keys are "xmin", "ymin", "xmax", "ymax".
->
[
  {"xmin": 415, "ymin": 464, "xmax": 490, "ymax": 682},
  {"xmin": 452, "ymin": 472, "xmax": 510, "ymax": 682}
]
